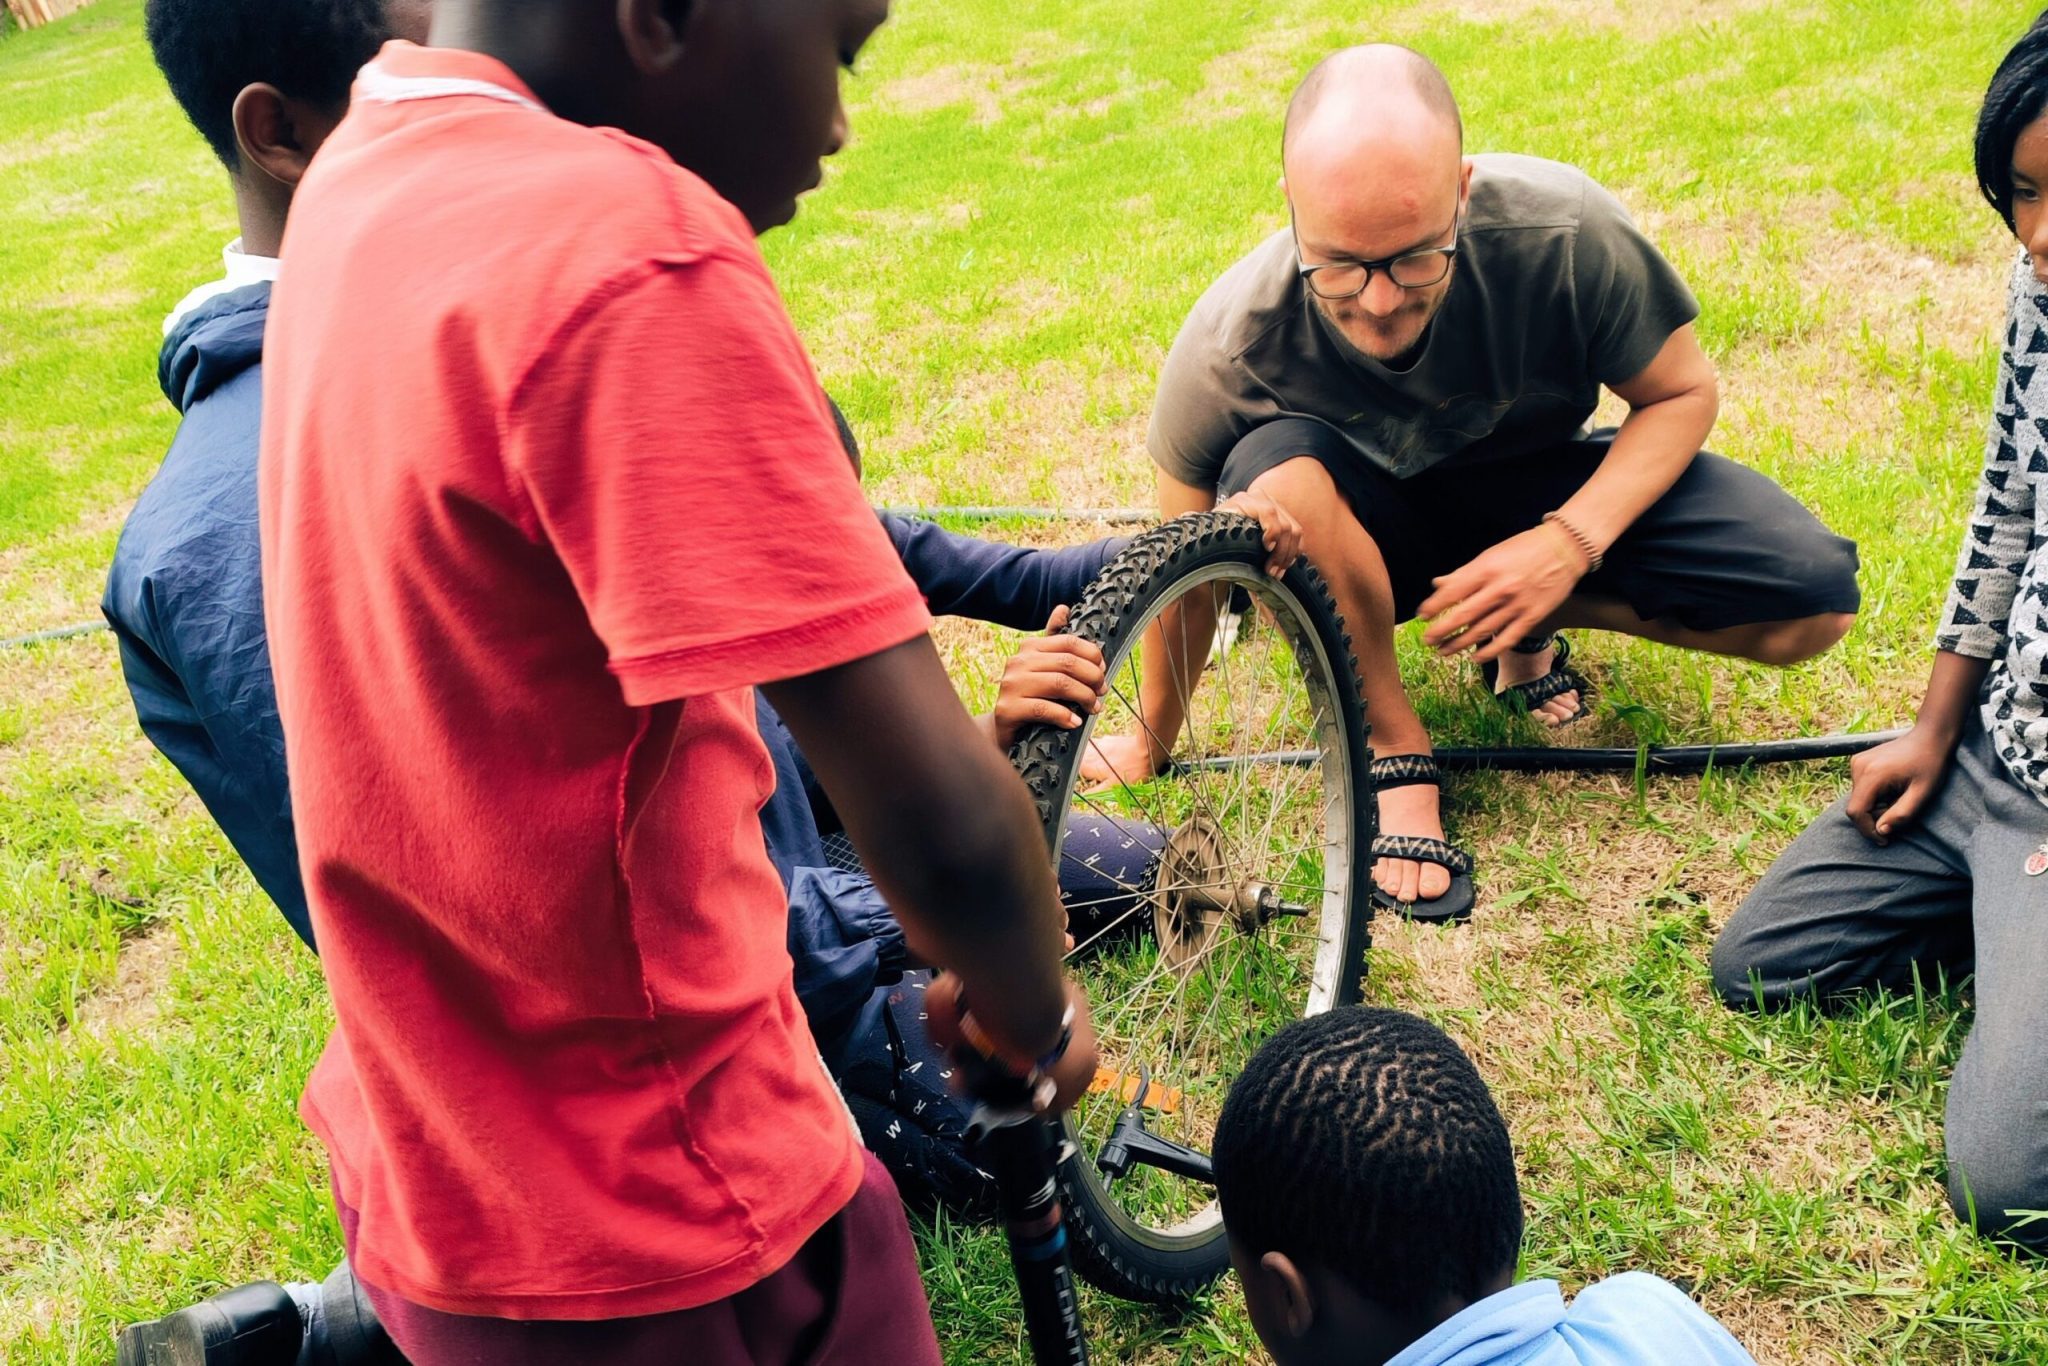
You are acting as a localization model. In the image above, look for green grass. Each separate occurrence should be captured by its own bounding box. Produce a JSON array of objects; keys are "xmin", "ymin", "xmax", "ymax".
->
[{"xmin": 5, "ymin": 0, "xmax": 2048, "ymax": 1361}]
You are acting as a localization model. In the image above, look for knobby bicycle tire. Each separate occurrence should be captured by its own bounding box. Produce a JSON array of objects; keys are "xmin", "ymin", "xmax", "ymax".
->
[{"xmin": 1007, "ymin": 510, "xmax": 1375, "ymax": 1304}]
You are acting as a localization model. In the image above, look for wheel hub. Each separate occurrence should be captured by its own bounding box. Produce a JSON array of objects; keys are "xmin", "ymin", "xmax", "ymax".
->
[{"xmin": 1151, "ymin": 817, "xmax": 1308, "ymax": 967}]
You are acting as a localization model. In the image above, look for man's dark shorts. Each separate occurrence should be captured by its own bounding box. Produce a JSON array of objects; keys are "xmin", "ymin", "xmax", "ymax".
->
[{"xmin": 1217, "ymin": 418, "xmax": 1861, "ymax": 630}]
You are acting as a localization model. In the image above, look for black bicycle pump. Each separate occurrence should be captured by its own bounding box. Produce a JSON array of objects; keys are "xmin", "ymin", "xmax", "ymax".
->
[{"xmin": 959, "ymin": 1053, "xmax": 1091, "ymax": 1365}]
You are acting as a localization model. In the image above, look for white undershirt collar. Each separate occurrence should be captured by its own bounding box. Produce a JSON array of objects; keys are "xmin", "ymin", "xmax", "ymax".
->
[{"xmin": 162, "ymin": 238, "xmax": 281, "ymax": 336}]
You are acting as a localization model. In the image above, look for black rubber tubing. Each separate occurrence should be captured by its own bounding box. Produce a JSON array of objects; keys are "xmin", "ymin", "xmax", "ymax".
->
[
  {"xmin": 0, "ymin": 619, "xmax": 1902, "ymax": 771},
  {"xmin": 1436, "ymin": 732, "xmax": 1904, "ymax": 772},
  {"xmin": 1179, "ymin": 730, "xmax": 1904, "ymax": 777},
  {"xmin": 2, "ymin": 621, "xmax": 106, "ymax": 649}
]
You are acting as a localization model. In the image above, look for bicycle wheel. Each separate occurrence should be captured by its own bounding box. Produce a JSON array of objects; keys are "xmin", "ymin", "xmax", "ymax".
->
[{"xmin": 1008, "ymin": 510, "xmax": 1373, "ymax": 1304}]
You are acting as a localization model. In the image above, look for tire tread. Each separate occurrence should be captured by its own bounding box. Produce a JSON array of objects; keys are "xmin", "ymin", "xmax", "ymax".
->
[{"xmin": 1005, "ymin": 511, "xmax": 1372, "ymax": 1305}]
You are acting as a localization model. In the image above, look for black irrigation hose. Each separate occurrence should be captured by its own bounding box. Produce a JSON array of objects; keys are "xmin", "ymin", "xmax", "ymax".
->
[
  {"xmin": 1, "ymin": 619, "xmax": 1901, "ymax": 769},
  {"xmin": 0, "ymin": 509, "xmax": 1902, "ymax": 773},
  {"xmin": 1, "ymin": 620, "xmax": 106, "ymax": 649},
  {"xmin": 1433, "ymin": 732, "xmax": 1905, "ymax": 772},
  {"xmin": 1181, "ymin": 730, "xmax": 1905, "ymax": 777}
]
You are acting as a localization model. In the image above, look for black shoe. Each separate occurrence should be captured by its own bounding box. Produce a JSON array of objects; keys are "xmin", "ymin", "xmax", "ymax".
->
[{"xmin": 117, "ymin": 1281, "xmax": 302, "ymax": 1366}]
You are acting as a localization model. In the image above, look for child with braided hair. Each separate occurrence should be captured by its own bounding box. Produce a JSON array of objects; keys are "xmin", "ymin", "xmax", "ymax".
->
[{"xmin": 1212, "ymin": 1008, "xmax": 1757, "ymax": 1366}]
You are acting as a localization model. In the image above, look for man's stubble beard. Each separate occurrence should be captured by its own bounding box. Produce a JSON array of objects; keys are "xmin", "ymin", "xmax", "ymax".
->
[
  {"xmin": 1325, "ymin": 299, "xmax": 1436, "ymax": 367},
  {"xmin": 1316, "ymin": 265, "xmax": 1457, "ymax": 368}
]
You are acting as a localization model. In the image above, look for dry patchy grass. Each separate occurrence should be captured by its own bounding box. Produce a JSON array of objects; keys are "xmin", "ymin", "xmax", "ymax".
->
[
  {"xmin": 0, "ymin": 632, "xmax": 168, "ymax": 804},
  {"xmin": 8, "ymin": 1, "xmax": 2048, "ymax": 1361},
  {"xmin": 65, "ymin": 917, "xmax": 179, "ymax": 1040}
]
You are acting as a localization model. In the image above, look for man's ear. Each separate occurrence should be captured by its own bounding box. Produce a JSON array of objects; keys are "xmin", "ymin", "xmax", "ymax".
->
[
  {"xmin": 1260, "ymin": 1250, "xmax": 1318, "ymax": 1339},
  {"xmin": 230, "ymin": 83, "xmax": 338, "ymax": 188},
  {"xmin": 617, "ymin": 0, "xmax": 692, "ymax": 76},
  {"xmin": 1458, "ymin": 155, "xmax": 1474, "ymax": 210}
]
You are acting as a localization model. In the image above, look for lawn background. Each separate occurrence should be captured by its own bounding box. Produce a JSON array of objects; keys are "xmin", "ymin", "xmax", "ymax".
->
[{"xmin": 4, "ymin": 0, "xmax": 2047, "ymax": 1361}]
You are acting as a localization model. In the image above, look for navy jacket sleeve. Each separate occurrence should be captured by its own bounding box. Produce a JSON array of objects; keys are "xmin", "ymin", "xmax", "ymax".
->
[
  {"xmin": 754, "ymin": 693, "xmax": 829, "ymax": 880},
  {"xmin": 784, "ymin": 866, "xmax": 909, "ymax": 1063},
  {"xmin": 103, "ymin": 285, "xmax": 318, "ymax": 950},
  {"xmin": 757, "ymin": 692, "xmax": 908, "ymax": 1057},
  {"xmin": 881, "ymin": 514, "xmax": 1128, "ymax": 631},
  {"xmin": 101, "ymin": 367, "xmax": 313, "ymax": 949}
]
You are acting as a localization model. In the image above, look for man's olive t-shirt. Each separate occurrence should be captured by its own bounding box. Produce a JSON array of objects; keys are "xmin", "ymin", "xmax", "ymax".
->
[{"xmin": 1148, "ymin": 154, "xmax": 1700, "ymax": 486}]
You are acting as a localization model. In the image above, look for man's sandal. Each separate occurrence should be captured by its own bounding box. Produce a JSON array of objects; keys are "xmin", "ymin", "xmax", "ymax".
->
[
  {"xmin": 1368, "ymin": 754, "xmax": 1477, "ymax": 924},
  {"xmin": 1480, "ymin": 632, "xmax": 1594, "ymax": 725}
]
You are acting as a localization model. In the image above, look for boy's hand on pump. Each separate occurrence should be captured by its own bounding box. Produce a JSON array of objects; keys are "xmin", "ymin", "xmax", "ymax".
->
[{"xmin": 925, "ymin": 974, "xmax": 1099, "ymax": 1115}]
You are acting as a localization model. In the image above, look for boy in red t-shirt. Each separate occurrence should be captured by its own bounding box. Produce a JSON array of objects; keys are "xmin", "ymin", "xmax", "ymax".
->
[{"xmin": 257, "ymin": 1, "xmax": 1096, "ymax": 1359}]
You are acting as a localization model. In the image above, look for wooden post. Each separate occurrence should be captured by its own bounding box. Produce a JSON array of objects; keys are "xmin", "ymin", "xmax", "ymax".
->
[{"xmin": 7, "ymin": 0, "xmax": 95, "ymax": 29}]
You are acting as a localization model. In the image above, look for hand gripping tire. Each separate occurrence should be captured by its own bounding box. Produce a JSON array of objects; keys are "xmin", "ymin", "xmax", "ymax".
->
[{"xmin": 1006, "ymin": 510, "xmax": 1374, "ymax": 1304}]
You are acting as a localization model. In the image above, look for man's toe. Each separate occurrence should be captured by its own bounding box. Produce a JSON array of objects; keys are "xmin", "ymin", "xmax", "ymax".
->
[{"xmin": 1374, "ymin": 858, "xmax": 1423, "ymax": 903}]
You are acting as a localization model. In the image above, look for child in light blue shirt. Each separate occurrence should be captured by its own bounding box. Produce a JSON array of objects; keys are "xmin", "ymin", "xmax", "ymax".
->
[{"xmin": 1211, "ymin": 1009, "xmax": 1758, "ymax": 1366}]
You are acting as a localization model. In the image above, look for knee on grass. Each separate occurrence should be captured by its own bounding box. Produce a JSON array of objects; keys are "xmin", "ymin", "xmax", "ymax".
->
[
  {"xmin": 1709, "ymin": 907, "xmax": 1812, "ymax": 1012},
  {"xmin": 1946, "ymin": 1139, "xmax": 2048, "ymax": 1254},
  {"xmin": 1945, "ymin": 1042, "xmax": 2048, "ymax": 1252}
]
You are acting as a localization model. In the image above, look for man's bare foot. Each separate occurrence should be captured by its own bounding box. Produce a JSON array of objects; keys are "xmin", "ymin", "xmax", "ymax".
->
[
  {"xmin": 1374, "ymin": 773, "xmax": 1453, "ymax": 903},
  {"xmin": 1491, "ymin": 640, "xmax": 1581, "ymax": 726},
  {"xmin": 1080, "ymin": 732, "xmax": 1165, "ymax": 789}
]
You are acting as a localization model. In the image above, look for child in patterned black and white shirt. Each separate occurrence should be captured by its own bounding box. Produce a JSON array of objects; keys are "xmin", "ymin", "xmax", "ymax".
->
[{"xmin": 1711, "ymin": 9, "xmax": 2048, "ymax": 1255}]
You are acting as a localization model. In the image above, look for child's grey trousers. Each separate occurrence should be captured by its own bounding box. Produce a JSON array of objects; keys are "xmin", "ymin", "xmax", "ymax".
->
[{"xmin": 1713, "ymin": 720, "xmax": 2048, "ymax": 1250}]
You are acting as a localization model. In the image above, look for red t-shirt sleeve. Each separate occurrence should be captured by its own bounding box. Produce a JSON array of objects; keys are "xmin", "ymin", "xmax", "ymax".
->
[{"xmin": 504, "ymin": 248, "xmax": 931, "ymax": 705}]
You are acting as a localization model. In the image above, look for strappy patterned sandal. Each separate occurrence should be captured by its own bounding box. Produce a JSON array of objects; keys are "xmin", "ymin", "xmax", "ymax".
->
[
  {"xmin": 1368, "ymin": 754, "xmax": 1476, "ymax": 924},
  {"xmin": 1480, "ymin": 632, "xmax": 1594, "ymax": 725}
]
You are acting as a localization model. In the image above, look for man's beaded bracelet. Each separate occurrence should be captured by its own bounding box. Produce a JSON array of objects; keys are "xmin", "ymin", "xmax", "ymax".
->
[{"xmin": 1541, "ymin": 510, "xmax": 1604, "ymax": 573}]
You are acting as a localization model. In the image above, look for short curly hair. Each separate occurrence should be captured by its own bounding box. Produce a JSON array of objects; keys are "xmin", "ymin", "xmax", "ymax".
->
[
  {"xmin": 1977, "ymin": 8, "xmax": 2048, "ymax": 231},
  {"xmin": 1211, "ymin": 1007, "xmax": 1522, "ymax": 1307},
  {"xmin": 144, "ymin": 0, "xmax": 391, "ymax": 170}
]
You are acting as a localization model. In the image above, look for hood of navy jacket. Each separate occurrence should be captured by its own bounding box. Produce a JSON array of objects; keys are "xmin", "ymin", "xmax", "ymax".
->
[{"xmin": 159, "ymin": 281, "xmax": 270, "ymax": 415}]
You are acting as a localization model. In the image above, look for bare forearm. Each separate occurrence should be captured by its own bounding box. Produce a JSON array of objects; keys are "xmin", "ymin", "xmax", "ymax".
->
[
  {"xmin": 1558, "ymin": 387, "xmax": 1717, "ymax": 553},
  {"xmin": 852, "ymin": 737, "xmax": 1068, "ymax": 1045},
  {"xmin": 1913, "ymin": 650, "xmax": 1992, "ymax": 749}
]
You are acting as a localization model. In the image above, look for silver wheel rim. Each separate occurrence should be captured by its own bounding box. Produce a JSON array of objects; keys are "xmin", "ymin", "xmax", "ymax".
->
[{"xmin": 1048, "ymin": 561, "xmax": 1357, "ymax": 1252}]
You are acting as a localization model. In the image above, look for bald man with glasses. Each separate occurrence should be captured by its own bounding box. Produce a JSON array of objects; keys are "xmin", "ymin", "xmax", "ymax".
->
[{"xmin": 1085, "ymin": 44, "xmax": 1859, "ymax": 922}]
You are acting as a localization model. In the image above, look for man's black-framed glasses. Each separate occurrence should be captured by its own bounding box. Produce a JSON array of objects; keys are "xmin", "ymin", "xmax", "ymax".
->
[{"xmin": 1293, "ymin": 219, "xmax": 1461, "ymax": 299}]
